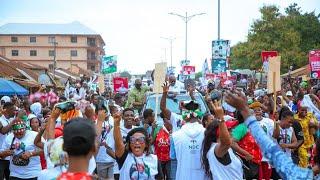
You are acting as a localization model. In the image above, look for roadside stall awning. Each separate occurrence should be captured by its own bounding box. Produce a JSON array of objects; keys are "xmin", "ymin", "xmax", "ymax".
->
[{"xmin": 0, "ymin": 78, "xmax": 29, "ymax": 95}]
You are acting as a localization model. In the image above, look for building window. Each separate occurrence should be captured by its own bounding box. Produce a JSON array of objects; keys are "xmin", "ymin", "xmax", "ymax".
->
[
  {"xmin": 30, "ymin": 36, "xmax": 36, "ymax": 43},
  {"xmin": 90, "ymin": 66, "xmax": 95, "ymax": 71},
  {"xmin": 49, "ymin": 50, "xmax": 55, "ymax": 57},
  {"xmin": 87, "ymin": 38, "xmax": 96, "ymax": 46},
  {"xmin": 71, "ymin": 36, "xmax": 77, "ymax": 43},
  {"xmin": 48, "ymin": 36, "xmax": 55, "ymax": 43},
  {"xmin": 30, "ymin": 50, "xmax": 37, "ymax": 56},
  {"xmin": 89, "ymin": 51, "xmax": 96, "ymax": 60},
  {"xmin": 71, "ymin": 50, "xmax": 77, "ymax": 57},
  {"xmin": 11, "ymin": 50, "xmax": 19, "ymax": 56},
  {"xmin": 11, "ymin": 37, "xmax": 18, "ymax": 42}
]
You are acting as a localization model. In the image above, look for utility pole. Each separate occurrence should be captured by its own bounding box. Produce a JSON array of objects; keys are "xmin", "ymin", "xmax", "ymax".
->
[{"xmin": 218, "ymin": 0, "xmax": 220, "ymax": 40}]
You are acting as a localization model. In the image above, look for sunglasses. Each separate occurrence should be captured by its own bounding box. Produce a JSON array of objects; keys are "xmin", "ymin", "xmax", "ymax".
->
[{"xmin": 130, "ymin": 136, "xmax": 146, "ymax": 144}]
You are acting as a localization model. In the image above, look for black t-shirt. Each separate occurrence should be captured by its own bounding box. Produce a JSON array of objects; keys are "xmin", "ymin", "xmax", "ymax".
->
[{"xmin": 292, "ymin": 121, "xmax": 304, "ymax": 142}]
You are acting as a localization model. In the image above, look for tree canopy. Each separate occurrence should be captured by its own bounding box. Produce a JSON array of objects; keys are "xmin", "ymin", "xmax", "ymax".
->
[{"xmin": 230, "ymin": 3, "xmax": 320, "ymax": 73}]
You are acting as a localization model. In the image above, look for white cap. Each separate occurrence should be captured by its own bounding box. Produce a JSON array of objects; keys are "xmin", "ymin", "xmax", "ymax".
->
[
  {"xmin": 286, "ymin": 91, "xmax": 293, "ymax": 97},
  {"xmin": 1, "ymin": 96, "xmax": 11, "ymax": 103},
  {"xmin": 28, "ymin": 114, "xmax": 37, "ymax": 120}
]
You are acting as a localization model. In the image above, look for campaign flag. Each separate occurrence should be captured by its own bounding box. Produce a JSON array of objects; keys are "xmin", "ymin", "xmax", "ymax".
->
[
  {"xmin": 182, "ymin": 66, "xmax": 195, "ymax": 75},
  {"xmin": 212, "ymin": 40, "xmax": 230, "ymax": 59},
  {"xmin": 261, "ymin": 51, "xmax": 278, "ymax": 72},
  {"xmin": 205, "ymin": 73, "xmax": 215, "ymax": 80},
  {"xmin": 113, "ymin": 77, "xmax": 128, "ymax": 93},
  {"xmin": 202, "ymin": 59, "xmax": 210, "ymax": 77},
  {"xmin": 212, "ymin": 59, "xmax": 227, "ymax": 74},
  {"xmin": 102, "ymin": 56, "xmax": 117, "ymax": 74},
  {"xmin": 309, "ymin": 50, "xmax": 320, "ymax": 79}
]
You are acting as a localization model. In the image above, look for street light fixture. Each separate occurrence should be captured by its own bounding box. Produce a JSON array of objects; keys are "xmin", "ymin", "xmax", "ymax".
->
[
  {"xmin": 168, "ymin": 12, "xmax": 205, "ymax": 62},
  {"xmin": 161, "ymin": 36, "xmax": 175, "ymax": 69}
]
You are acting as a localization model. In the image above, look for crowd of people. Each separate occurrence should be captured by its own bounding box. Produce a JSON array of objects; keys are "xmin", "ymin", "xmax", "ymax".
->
[{"xmin": 0, "ymin": 74, "xmax": 319, "ymax": 180}]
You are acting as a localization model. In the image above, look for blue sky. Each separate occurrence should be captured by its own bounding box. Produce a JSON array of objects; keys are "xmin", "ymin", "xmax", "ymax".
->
[{"xmin": 1, "ymin": 0, "xmax": 319, "ymax": 74}]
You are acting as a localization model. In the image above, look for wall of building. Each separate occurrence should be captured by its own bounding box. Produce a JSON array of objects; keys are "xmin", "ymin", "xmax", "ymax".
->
[{"xmin": 0, "ymin": 35, "xmax": 104, "ymax": 72}]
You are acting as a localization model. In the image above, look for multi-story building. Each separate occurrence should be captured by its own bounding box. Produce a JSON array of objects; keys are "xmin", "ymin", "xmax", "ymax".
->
[{"xmin": 0, "ymin": 21, "xmax": 105, "ymax": 72}]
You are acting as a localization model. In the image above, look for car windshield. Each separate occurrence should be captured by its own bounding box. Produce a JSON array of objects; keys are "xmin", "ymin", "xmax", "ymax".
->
[{"xmin": 145, "ymin": 94, "xmax": 208, "ymax": 115}]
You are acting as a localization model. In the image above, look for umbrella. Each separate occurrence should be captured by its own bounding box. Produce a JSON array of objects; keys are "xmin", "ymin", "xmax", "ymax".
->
[{"xmin": 0, "ymin": 78, "xmax": 29, "ymax": 96}]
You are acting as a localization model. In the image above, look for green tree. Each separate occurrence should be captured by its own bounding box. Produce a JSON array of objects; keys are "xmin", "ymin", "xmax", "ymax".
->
[
  {"xmin": 230, "ymin": 3, "xmax": 320, "ymax": 73},
  {"xmin": 195, "ymin": 72, "xmax": 202, "ymax": 81},
  {"xmin": 120, "ymin": 71, "xmax": 132, "ymax": 79}
]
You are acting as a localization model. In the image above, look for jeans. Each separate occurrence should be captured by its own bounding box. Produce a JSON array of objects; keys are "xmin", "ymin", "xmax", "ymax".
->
[
  {"xmin": 96, "ymin": 162, "xmax": 114, "ymax": 180},
  {"xmin": 0, "ymin": 160, "xmax": 10, "ymax": 180},
  {"xmin": 169, "ymin": 159, "xmax": 177, "ymax": 180},
  {"xmin": 160, "ymin": 160, "xmax": 171, "ymax": 180}
]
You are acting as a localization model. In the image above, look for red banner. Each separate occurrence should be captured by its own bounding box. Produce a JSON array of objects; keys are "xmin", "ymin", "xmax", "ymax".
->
[
  {"xmin": 261, "ymin": 51, "xmax": 278, "ymax": 63},
  {"xmin": 182, "ymin": 66, "xmax": 195, "ymax": 75},
  {"xmin": 113, "ymin": 77, "xmax": 129, "ymax": 93},
  {"xmin": 205, "ymin": 73, "xmax": 215, "ymax": 80},
  {"xmin": 309, "ymin": 50, "xmax": 320, "ymax": 79}
]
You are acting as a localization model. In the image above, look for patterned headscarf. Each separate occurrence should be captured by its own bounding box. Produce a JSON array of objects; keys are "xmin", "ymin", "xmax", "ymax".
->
[{"xmin": 12, "ymin": 119, "xmax": 26, "ymax": 135}]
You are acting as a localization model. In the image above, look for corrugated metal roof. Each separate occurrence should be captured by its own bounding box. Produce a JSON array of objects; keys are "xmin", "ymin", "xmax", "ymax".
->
[{"xmin": 0, "ymin": 21, "xmax": 98, "ymax": 35}]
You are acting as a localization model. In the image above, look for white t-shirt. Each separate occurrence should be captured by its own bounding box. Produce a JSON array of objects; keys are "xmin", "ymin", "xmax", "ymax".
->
[
  {"xmin": 1, "ymin": 130, "xmax": 41, "ymax": 178},
  {"xmin": 37, "ymin": 166, "xmax": 67, "ymax": 180},
  {"xmin": 172, "ymin": 123, "xmax": 206, "ymax": 180},
  {"xmin": 119, "ymin": 153, "xmax": 158, "ymax": 180},
  {"xmin": 168, "ymin": 81, "xmax": 184, "ymax": 94},
  {"xmin": 170, "ymin": 113, "xmax": 183, "ymax": 133},
  {"xmin": 0, "ymin": 115, "xmax": 13, "ymax": 160},
  {"xmin": 108, "ymin": 125, "xmax": 136, "ymax": 174},
  {"xmin": 279, "ymin": 127, "xmax": 294, "ymax": 156},
  {"xmin": 96, "ymin": 119, "xmax": 115, "ymax": 163},
  {"xmin": 43, "ymin": 138, "xmax": 96, "ymax": 174},
  {"xmin": 207, "ymin": 143, "xmax": 243, "ymax": 180},
  {"xmin": 257, "ymin": 117, "xmax": 275, "ymax": 162}
]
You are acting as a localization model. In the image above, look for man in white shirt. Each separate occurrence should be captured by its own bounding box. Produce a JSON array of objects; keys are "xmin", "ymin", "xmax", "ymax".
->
[
  {"xmin": 249, "ymin": 101, "xmax": 280, "ymax": 180},
  {"xmin": 168, "ymin": 75, "xmax": 184, "ymax": 94},
  {"xmin": 0, "ymin": 102, "xmax": 15, "ymax": 180},
  {"xmin": 96, "ymin": 116, "xmax": 115, "ymax": 180}
]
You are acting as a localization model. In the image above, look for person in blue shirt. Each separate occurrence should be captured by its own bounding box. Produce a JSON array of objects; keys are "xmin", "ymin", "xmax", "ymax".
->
[{"xmin": 224, "ymin": 90, "xmax": 313, "ymax": 179}]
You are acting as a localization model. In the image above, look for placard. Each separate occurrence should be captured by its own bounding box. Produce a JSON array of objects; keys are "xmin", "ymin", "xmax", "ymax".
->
[
  {"xmin": 267, "ymin": 56, "xmax": 281, "ymax": 94},
  {"xmin": 113, "ymin": 77, "xmax": 128, "ymax": 93},
  {"xmin": 153, "ymin": 62, "xmax": 167, "ymax": 93},
  {"xmin": 309, "ymin": 50, "xmax": 320, "ymax": 79}
]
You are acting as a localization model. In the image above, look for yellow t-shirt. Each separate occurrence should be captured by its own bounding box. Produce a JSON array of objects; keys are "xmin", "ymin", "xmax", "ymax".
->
[{"xmin": 294, "ymin": 112, "xmax": 316, "ymax": 149}]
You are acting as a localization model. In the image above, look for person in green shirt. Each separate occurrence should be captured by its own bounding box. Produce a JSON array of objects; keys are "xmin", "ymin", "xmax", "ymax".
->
[{"xmin": 125, "ymin": 79, "xmax": 150, "ymax": 113}]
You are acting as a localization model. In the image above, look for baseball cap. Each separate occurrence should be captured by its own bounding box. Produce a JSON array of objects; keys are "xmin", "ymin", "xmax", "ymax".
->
[
  {"xmin": 286, "ymin": 91, "xmax": 293, "ymax": 97},
  {"xmin": 1, "ymin": 96, "xmax": 11, "ymax": 103},
  {"xmin": 63, "ymin": 117, "xmax": 96, "ymax": 156},
  {"xmin": 28, "ymin": 114, "xmax": 37, "ymax": 120}
]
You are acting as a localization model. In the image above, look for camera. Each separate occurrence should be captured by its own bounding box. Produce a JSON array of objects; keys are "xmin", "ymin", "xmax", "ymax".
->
[
  {"xmin": 210, "ymin": 90, "xmax": 222, "ymax": 101},
  {"xmin": 55, "ymin": 101, "xmax": 76, "ymax": 113},
  {"xmin": 96, "ymin": 96, "xmax": 108, "ymax": 112}
]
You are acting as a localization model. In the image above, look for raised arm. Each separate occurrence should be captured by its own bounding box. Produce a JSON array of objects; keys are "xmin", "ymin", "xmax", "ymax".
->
[
  {"xmin": 225, "ymin": 91, "xmax": 313, "ymax": 179},
  {"xmin": 160, "ymin": 82, "xmax": 171, "ymax": 119},
  {"xmin": 212, "ymin": 101, "xmax": 232, "ymax": 158},
  {"xmin": 113, "ymin": 112, "xmax": 125, "ymax": 158},
  {"xmin": 47, "ymin": 108, "xmax": 61, "ymax": 140}
]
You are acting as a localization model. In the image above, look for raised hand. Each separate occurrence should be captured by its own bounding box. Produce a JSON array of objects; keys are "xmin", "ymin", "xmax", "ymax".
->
[
  {"xmin": 212, "ymin": 100, "xmax": 224, "ymax": 119},
  {"xmin": 50, "ymin": 108, "xmax": 61, "ymax": 121},
  {"xmin": 97, "ymin": 110, "xmax": 107, "ymax": 123},
  {"xmin": 113, "ymin": 111, "xmax": 122, "ymax": 126},
  {"xmin": 162, "ymin": 82, "xmax": 170, "ymax": 93},
  {"xmin": 224, "ymin": 90, "xmax": 247, "ymax": 111}
]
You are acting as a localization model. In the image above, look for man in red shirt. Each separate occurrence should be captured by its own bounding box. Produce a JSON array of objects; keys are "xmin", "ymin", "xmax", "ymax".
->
[
  {"xmin": 58, "ymin": 117, "xmax": 98, "ymax": 180},
  {"xmin": 153, "ymin": 112, "xmax": 172, "ymax": 179}
]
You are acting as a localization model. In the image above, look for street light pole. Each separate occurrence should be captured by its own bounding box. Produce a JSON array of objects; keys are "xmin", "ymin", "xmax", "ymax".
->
[
  {"xmin": 218, "ymin": 0, "xmax": 220, "ymax": 40},
  {"xmin": 169, "ymin": 12, "xmax": 205, "ymax": 62},
  {"xmin": 52, "ymin": 40, "xmax": 58, "ymax": 78},
  {"xmin": 161, "ymin": 37, "xmax": 175, "ymax": 68}
]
